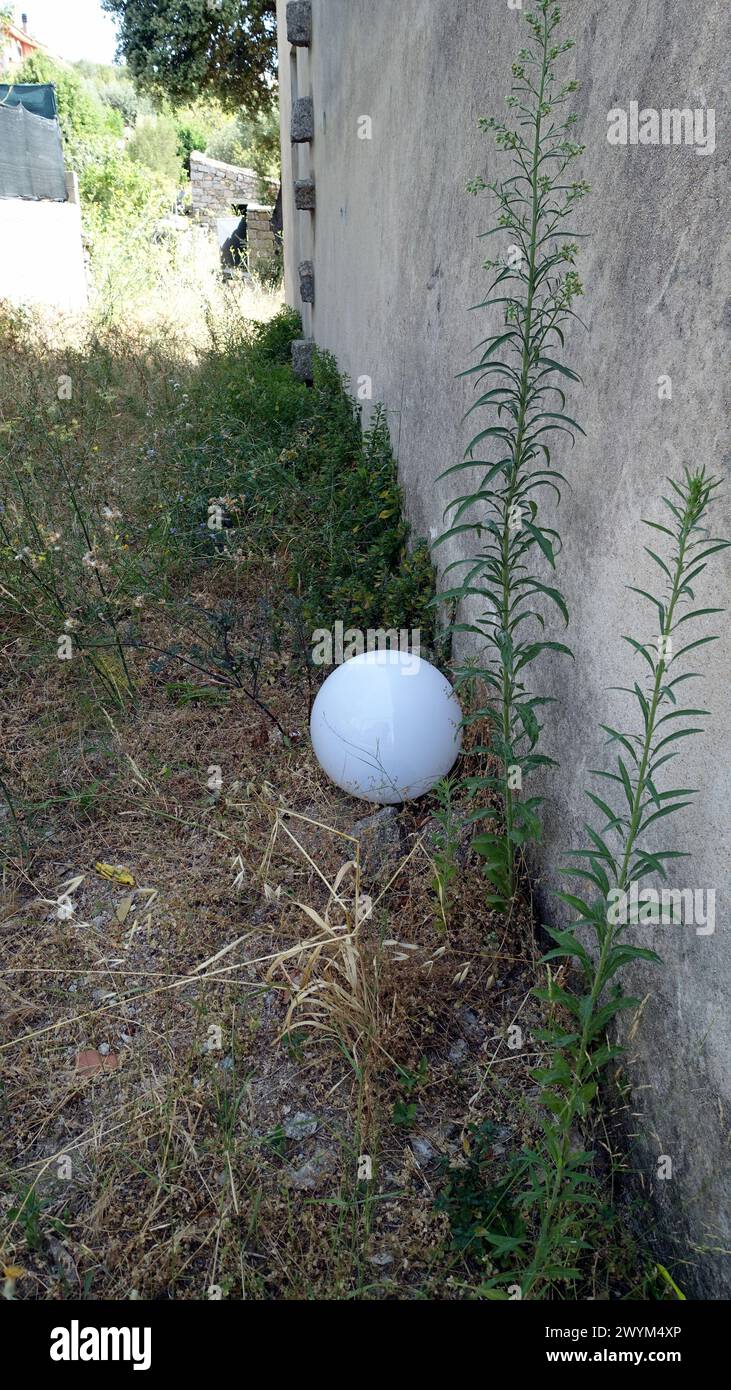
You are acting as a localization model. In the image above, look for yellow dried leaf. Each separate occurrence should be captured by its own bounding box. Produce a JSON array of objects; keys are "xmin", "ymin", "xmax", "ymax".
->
[
  {"xmin": 94, "ymin": 862, "xmax": 135, "ymax": 887},
  {"xmin": 115, "ymin": 895, "xmax": 134, "ymax": 924}
]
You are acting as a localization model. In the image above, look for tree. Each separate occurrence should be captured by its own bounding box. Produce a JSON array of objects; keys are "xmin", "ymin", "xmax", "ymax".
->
[
  {"xmin": 128, "ymin": 114, "xmax": 183, "ymax": 183},
  {"xmin": 205, "ymin": 106, "xmax": 280, "ymax": 180},
  {"xmin": 101, "ymin": 0, "xmax": 277, "ymax": 115},
  {"xmin": 15, "ymin": 53, "xmax": 107, "ymax": 148},
  {"xmin": 175, "ymin": 115, "xmax": 211, "ymax": 174}
]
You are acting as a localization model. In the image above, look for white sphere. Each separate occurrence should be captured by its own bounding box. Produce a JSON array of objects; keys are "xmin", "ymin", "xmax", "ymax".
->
[{"xmin": 310, "ymin": 650, "xmax": 463, "ymax": 804}]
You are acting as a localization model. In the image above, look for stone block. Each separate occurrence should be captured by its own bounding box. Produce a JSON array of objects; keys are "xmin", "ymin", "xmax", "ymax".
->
[
  {"xmin": 294, "ymin": 177, "xmax": 316, "ymax": 210},
  {"xmin": 291, "ymin": 338, "xmax": 315, "ymax": 383},
  {"xmin": 287, "ymin": 1, "xmax": 312, "ymax": 45},
  {"xmin": 291, "ymin": 96, "xmax": 314, "ymax": 143},
  {"xmin": 298, "ymin": 260, "xmax": 315, "ymax": 303}
]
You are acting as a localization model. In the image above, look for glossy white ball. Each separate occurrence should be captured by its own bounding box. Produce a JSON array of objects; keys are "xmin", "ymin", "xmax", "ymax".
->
[{"xmin": 310, "ymin": 650, "xmax": 463, "ymax": 804}]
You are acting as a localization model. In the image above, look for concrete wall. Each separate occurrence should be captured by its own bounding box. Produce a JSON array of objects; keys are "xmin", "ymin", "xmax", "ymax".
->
[
  {"xmin": 0, "ymin": 193, "xmax": 87, "ymax": 312},
  {"xmin": 277, "ymin": 0, "xmax": 731, "ymax": 1294}
]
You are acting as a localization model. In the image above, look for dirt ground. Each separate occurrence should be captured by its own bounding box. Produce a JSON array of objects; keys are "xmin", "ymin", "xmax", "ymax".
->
[{"xmin": 1, "ymin": 527, "xmax": 550, "ymax": 1299}]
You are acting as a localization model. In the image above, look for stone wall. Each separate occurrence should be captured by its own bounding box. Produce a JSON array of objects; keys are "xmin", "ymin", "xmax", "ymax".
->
[
  {"xmin": 277, "ymin": 0, "xmax": 731, "ymax": 1296},
  {"xmin": 189, "ymin": 152, "xmax": 279, "ymax": 265},
  {"xmin": 246, "ymin": 205, "xmax": 278, "ymax": 266}
]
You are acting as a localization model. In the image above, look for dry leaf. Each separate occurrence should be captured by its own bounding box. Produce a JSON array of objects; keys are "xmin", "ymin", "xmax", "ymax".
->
[
  {"xmin": 76, "ymin": 1048, "xmax": 119, "ymax": 1076},
  {"xmin": 94, "ymin": 862, "xmax": 135, "ymax": 886},
  {"xmin": 47, "ymin": 1237, "xmax": 79, "ymax": 1287},
  {"xmin": 114, "ymin": 895, "xmax": 134, "ymax": 924}
]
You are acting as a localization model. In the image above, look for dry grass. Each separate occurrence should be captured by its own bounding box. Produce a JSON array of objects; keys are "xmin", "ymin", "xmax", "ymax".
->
[
  {"xmin": 0, "ymin": 637, "xmax": 546, "ymax": 1298},
  {"xmin": 0, "ymin": 278, "xmax": 549, "ymax": 1301}
]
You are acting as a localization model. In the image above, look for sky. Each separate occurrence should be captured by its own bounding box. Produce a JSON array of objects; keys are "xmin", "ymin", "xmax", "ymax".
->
[{"xmin": 11, "ymin": 0, "xmax": 120, "ymax": 66}]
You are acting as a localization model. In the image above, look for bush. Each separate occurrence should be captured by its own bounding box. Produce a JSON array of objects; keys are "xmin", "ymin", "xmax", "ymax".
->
[
  {"xmin": 175, "ymin": 118, "xmax": 209, "ymax": 174},
  {"xmin": 128, "ymin": 115, "xmax": 183, "ymax": 185},
  {"xmin": 204, "ymin": 106, "xmax": 280, "ymax": 186},
  {"xmin": 16, "ymin": 53, "xmax": 106, "ymax": 151},
  {"xmin": 79, "ymin": 153, "xmax": 171, "ymax": 227},
  {"xmin": 172, "ymin": 311, "xmax": 436, "ymax": 643},
  {"xmin": 95, "ymin": 75, "xmax": 146, "ymax": 127},
  {"xmin": 250, "ymin": 305, "xmax": 301, "ymax": 363}
]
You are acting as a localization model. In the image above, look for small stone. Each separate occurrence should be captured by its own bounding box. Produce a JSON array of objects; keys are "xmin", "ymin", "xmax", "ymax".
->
[
  {"xmin": 284, "ymin": 1110, "xmax": 318, "ymax": 1140},
  {"xmin": 410, "ymin": 1136, "xmax": 436, "ymax": 1167},
  {"xmin": 287, "ymin": 1149, "xmax": 335, "ymax": 1190},
  {"xmin": 448, "ymin": 1037, "xmax": 468, "ymax": 1064},
  {"xmin": 455, "ymin": 1004, "xmax": 486, "ymax": 1042},
  {"xmin": 349, "ymin": 806, "xmax": 405, "ymax": 879}
]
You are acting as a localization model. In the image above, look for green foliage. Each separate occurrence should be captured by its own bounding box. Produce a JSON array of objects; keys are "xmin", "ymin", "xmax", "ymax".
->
[
  {"xmin": 392, "ymin": 1057, "xmax": 428, "ymax": 1128},
  {"xmin": 436, "ymin": 1121, "xmax": 528, "ymax": 1266},
  {"xmin": 94, "ymin": 72, "xmax": 151, "ymax": 126},
  {"xmin": 0, "ymin": 418, "xmax": 142, "ymax": 705},
  {"xmin": 128, "ymin": 113, "xmax": 184, "ymax": 183},
  {"xmin": 249, "ymin": 305, "xmax": 302, "ymax": 364},
  {"xmin": 8, "ymin": 1187, "xmax": 46, "ymax": 1253},
  {"xmin": 251, "ymin": 251, "xmax": 284, "ymax": 293},
  {"xmin": 285, "ymin": 388, "xmax": 434, "ymax": 636},
  {"xmin": 436, "ymin": 1, "xmax": 589, "ymax": 907},
  {"xmin": 431, "ymin": 776, "xmax": 460, "ymax": 931},
  {"xmin": 175, "ymin": 117, "xmax": 209, "ymax": 174},
  {"xmin": 205, "ymin": 105, "xmax": 280, "ymax": 185},
  {"xmin": 16, "ymin": 52, "xmax": 106, "ymax": 152},
  {"xmin": 173, "ymin": 315, "xmax": 437, "ymax": 643},
  {"xmin": 102, "ymin": 0, "xmax": 278, "ymax": 116},
  {"xmin": 472, "ymin": 467, "xmax": 728, "ymax": 1297},
  {"xmin": 79, "ymin": 153, "xmax": 171, "ymax": 227},
  {"xmin": 0, "ymin": 306, "xmax": 435, "ymax": 716}
]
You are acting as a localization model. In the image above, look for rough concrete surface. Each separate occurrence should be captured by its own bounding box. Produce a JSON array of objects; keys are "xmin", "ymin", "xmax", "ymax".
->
[{"xmin": 278, "ymin": 0, "xmax": 731, "ymax": 1293}]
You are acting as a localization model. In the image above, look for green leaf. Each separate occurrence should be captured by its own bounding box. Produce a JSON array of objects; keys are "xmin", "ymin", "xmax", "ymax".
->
[{"xmin": 523, "ymin": 520, "xmax": 556, "ymax": 567}]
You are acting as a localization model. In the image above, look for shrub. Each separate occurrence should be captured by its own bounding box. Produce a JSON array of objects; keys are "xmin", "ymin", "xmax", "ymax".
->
[
  {"xmin": 79, "ymin": 153, "xmax": 171, "ymax": 228},
  {"xmin": 164, "ymin": 309, "xmax": 436, "ymax": 644},
  {"xmin": 175, "ymin": 118, "xmax": 209, "ymax": 174},
  {"xmin": 204, "ymin": 106, "xmax": 280, "ymax": 186},
  {"xmin": 16, "ymin": 53, "xmax": 106, "ymax": 151},
  {"xmin": 250, "ymin": 305, "xmax": 301, "ymax": 363},
  {"xmin": 128, "ymin": 114, "xmax": 183, "ymax": 185},
  {"xmin": 95, "ymin": 75, "xmax": 146, "ymax": 127}
]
